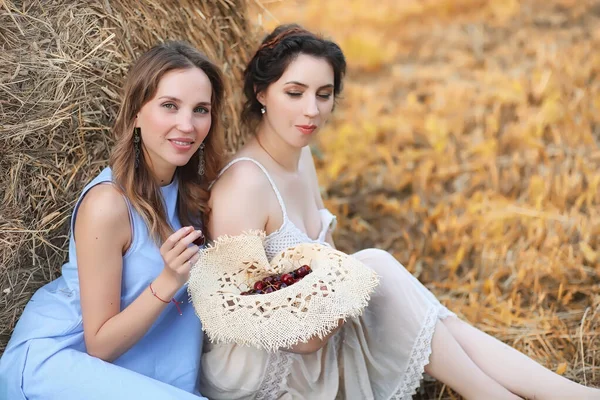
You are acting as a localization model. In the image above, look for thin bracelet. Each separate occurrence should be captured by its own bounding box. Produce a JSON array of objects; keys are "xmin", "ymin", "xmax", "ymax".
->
[{"xmin": 149, "ymin": 282, "xmax": 183, "ymax": 315}]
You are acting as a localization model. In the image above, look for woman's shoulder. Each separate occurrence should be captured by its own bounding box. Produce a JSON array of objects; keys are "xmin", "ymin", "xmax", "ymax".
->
[
  {"xmin": 77, "ymin": 182, "xmax": 129, "ymax": 227},
  {"xmin": 209, "ymin": 150, "xmax": 274, "ymax": 236},
  {"xmin": 73, "ymin": 181, "xmax": 130, "ymax": 251},
  {"xmin": 212, "ymin": 151, "xmax": 274, "ymax": 198},
  {"xmin": 77, "ymin": 167, "xmax": 126, "ymax": 215}
]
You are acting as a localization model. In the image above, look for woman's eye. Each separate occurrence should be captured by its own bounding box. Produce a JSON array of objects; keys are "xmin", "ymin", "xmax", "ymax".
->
[
  {"xmin": 194, "ymin": 107, "xmax": 209, "ymax": 114},
  {"xmin": 318, "ymin": 93, "xmax": 332, "ymax": 100},
  {"xmin": 286, "ymin": 92, "xmax": 302, "ymax": 97},
  {"xmin": 162, "ymin": 103, "xmax": 177, "ymax": 110}
]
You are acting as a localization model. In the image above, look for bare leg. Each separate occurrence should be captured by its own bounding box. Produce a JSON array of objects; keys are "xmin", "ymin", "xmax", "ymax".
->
[
  {"xmin": 424, "ymin": 320, "xmax": 522, "ymax": 399},
  {"xmin": 443, "ymin": 316, "xmax": 600, "ymax": 399}
]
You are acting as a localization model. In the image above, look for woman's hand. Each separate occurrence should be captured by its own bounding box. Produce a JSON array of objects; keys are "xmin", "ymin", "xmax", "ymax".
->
[{"xmin": 159, "ymin": 226, "xmax": 204, "ymax": 287}]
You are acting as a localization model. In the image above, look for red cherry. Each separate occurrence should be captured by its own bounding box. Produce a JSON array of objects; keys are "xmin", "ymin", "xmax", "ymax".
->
[
  {"xmin": 273, "ymin": 282, "xmax": 282, "ymax": 290},
  {"xmin": 254, "ymin": 281, "xmax": 266, "ymax": 291},
  {"xmin": 295, "ymin": 268, "xmax": 306, "ymax": 278},
  {"xmin": 263, "ymin": 276, "xmax": 275, "ymax": 284},
  {"xmin": 281, "ymin": 273, "xmax": 294, "ymax": 286},
  {"xmin": 193, "ymin": 233, "xmax": 206, "ymax": 246}
]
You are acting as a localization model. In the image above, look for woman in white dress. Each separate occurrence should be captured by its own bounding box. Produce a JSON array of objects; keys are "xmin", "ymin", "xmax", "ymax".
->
[{"xmin": 201, "ymin": 24, "xmax": 600, "ymax": 399}]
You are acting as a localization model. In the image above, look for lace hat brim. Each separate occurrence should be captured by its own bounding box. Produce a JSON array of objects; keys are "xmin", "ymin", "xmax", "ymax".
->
[{"xmin": 188, "ymin": 231, "xmax": 380, "ymax": 352}]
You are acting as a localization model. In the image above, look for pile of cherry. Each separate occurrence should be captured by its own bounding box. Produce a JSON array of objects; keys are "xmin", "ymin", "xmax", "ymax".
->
[{"xmin": 240, "ymin": 265, "xmax": 313, "ymax": 295}]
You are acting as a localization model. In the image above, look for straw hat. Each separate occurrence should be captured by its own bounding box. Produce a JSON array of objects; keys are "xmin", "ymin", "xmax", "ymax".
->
[{"xmin": 188, "ymin": 231, "xmax": 379, "ymax": 352}]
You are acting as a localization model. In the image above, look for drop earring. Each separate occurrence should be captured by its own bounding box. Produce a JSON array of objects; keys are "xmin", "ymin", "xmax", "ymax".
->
[
  {"xmin": 197, "ymin": 143, "xmax": 205, "ymax": 176},
  {"xmin": 133, "ymin": 127, "xmax": 141, "ymax": 168},
  {"xmin": 260, "ymin": 105, "xmax": 266, "ymax": 115}
]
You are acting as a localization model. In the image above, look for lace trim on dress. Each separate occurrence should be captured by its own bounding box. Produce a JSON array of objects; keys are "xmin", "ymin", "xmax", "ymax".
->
[
  {"xmin": 255, "ymin": 350, "xmax": 294, "ymax": 400},
  {"xmin": 390, "ymin": 304, "xmax": 442, "ymax": 400}
]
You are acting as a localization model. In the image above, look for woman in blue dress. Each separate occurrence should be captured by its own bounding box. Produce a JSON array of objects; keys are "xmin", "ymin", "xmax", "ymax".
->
[{"xmin": 0, "ymin": 40, "xmax": 225, "ymax": 400}]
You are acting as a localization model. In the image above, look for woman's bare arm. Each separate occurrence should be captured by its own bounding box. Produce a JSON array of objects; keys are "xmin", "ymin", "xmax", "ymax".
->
[
  {"xmin": 209, "ymin": 161, "xmax": 340, "ymax": 354},
  {"xmin": 76, "ymin": 184, "xmax": 201, "ymax": 362}
]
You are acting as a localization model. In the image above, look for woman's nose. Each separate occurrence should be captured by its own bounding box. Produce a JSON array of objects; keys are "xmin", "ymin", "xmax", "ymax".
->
[{"xmin": 304, "ymin": 97, "xmax": 319, "ymax": 117}]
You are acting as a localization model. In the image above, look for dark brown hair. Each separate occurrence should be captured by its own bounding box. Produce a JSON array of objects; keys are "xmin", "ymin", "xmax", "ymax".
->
[{"xmin": 242, "ymin": 24, "xmax": 347, "ymax": 126}]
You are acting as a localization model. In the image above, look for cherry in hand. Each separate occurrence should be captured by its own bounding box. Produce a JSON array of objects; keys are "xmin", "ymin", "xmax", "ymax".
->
[{"xmin": 192, "ymin": 231, "xmax": 206, "ymax": 247}]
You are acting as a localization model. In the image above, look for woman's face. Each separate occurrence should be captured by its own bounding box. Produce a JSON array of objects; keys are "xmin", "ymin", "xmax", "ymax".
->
[
  {"xmin": 135, "ymin": 67, "xmax": 213, "ymax": 180},
  {"xmin": 257, "ymin": 53, "xmax": 335, "ymax": 148}
]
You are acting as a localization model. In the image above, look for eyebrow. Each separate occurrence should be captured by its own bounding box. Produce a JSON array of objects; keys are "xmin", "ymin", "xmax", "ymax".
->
[
  {"xmin": 158, "ymin": 96, "xmax": 211, "ymax": 106},
  {"xmin": 284, "ymin": 81, "xmax": 334, "ymax": 90}
]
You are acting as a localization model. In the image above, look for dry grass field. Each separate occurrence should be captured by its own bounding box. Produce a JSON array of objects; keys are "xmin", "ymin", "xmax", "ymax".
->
[
  {"xmin": 2, "ymin": 0, "xmax": 600, "ymax": 398},
  {"xmin": 254, "ymin": 0, "xmax": 600, "ymax": 397}
]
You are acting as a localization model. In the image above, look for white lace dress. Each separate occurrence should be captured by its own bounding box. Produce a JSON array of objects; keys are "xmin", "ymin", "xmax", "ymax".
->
[{"xmin": 199, "ymin": 158, "xmax": 456, "ymax": 400}]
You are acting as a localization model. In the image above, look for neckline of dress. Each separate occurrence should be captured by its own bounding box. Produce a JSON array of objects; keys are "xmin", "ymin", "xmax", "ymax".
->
[{"xmin": 265, "ymin": 209, "xmax": 330, "ymax": 243}]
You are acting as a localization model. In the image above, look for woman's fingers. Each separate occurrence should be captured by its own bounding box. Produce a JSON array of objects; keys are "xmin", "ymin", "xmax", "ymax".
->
[
  {"xmin": 161, "ymin": 226, "xmax": 194, "ymax": 253},
  {"xmin": 187, "ymin": 252, "xmax": 201, "ymax": 267},
  {"xmin": 173, "ymin": 245, "xmax": 200, "ymax": 271},
  {"xmin": 161, "ymin": 227, "xmax": 203, "ymax": 263},
  {"xmin": 169, "ymin": 229, "xmax": 203, "ymax": 260}
]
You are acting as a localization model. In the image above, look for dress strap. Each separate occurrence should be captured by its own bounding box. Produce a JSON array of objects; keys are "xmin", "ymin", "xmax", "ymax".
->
[{"xmin": 216, "ymin": 157, "xmax": 288, "ymax": 221}]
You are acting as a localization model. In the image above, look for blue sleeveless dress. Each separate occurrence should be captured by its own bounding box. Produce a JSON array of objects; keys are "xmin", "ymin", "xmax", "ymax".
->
[{"xmin": 0, "ymin": 168, "xmax": 207, "ymax": 400}]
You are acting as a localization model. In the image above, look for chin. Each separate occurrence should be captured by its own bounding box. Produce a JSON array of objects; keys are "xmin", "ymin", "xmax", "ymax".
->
[
  {"xmin": 289, "ymin": 134, "xmax": 312, "ymax": 147},
  {"xmin": 295, "ymin": 137, "xmax": 313, "ymax": 148},
  {"xmin": 169, "ymin": 157, "xmax": 194, "ymax": 168}
]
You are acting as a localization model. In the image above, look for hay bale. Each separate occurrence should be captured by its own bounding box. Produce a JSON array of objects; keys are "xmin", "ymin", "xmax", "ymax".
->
[{"xmin": 0, "ymin": 0, "xmax": 259, "ymax": 352}]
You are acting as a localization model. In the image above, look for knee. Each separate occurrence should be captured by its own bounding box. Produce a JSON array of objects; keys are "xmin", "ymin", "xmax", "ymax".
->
[
  {"xmin": 442, "ymin": 317, "xmax": 475, "ymax": 340},
  {"xmin": 353, "ymin": 248, "xmax": 396, "ymax": 264},
  {"xmin": 441, "ymin": 315, "xmax": 463, "ymax": 329},
  {"xmin": 352, "ymin": 248, "xmax": 411, "ymax": 279}
]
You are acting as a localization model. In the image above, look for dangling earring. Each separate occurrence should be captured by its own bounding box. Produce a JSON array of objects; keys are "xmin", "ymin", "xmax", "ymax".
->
[
  {"xmin": 133, "ymin": 127, "xmax": 141, "ymax": 168},
  {"xmin": 197, "ymin": 143, "xmax": 205, "ymax": 176},
  {"xmin": 260, "ymin": 105, "xmax": 266, "ymax": 115}
]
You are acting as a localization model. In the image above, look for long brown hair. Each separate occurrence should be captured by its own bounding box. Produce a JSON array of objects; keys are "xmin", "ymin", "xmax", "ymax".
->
[{"xmin": 110, "ymin": 41, "xmax": 225, "ymax": 244}]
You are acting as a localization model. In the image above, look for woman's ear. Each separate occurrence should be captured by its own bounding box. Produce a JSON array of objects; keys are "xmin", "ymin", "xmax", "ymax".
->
[{"xmin": 256, "ymin": 88, "xmax": 266, "ymax": 107}]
